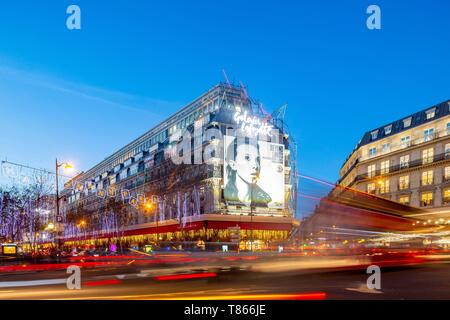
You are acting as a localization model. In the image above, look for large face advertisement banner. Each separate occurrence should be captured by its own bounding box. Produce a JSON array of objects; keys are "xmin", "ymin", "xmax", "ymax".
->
[{"xmin": 223, "ymin": 135, "xmax": 285, "ymax": 209}]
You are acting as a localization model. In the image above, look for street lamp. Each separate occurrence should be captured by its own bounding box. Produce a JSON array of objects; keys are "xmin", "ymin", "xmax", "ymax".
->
[
  {"xmin": 144, "ymin": 201, "xmax": 158, "ymax": 244},
  {"xmin": 250, "ymin": 175, "xmax": 259, "ymax": 252},
  {"xmin": 55, "ymin": 158, "xmax": 74, "ymax": 250},
  {"xmin": 78, "ymin": 220, "xmax": 87, "ymax": 241}
]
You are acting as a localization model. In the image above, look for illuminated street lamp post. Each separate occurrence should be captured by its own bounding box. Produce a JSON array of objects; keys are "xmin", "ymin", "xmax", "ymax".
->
[
  {"xmin": 250, "ymin": 176, "xmax": 258, "ymax": 252},
  {"xmin": 144, "ymin": 201, "xmax": 158, "ymax": 243},
  {"xmin": 79, "ymin": 220, "xmax": 87, "ymax": 242},
  {"xmin": 46, "ymin": 222, "xmax": 55, "ymax": 244},
  {"xmin": 55, "ymin": 159, "xmax": 73, "ymax": 250}
]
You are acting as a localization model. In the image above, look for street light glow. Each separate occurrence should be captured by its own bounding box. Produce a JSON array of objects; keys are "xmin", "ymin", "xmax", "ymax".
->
[{"xmin": 63, "ymin": 163, "xmax": 74, "ymax": 172}]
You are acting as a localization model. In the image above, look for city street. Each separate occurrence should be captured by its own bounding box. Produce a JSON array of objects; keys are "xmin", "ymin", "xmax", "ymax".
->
[
  {"xmin": 1, "ymin": 1, "xmax": 449, "ymax": 304},
  {"xmin": 1, "ymin": 252, "xmax": 450, "ymax": 300}
]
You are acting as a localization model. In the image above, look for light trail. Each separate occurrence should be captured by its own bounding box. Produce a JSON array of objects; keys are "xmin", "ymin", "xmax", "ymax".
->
[
  {"xmin": 154, "ymin": 272, "xmax": 217, "ymax": 281},
  {"xmin": 164, "ymin": 292, "xmax": 327, "ymax": 300}
]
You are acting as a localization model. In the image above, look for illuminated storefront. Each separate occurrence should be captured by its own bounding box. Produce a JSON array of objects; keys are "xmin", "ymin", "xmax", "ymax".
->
[{"xmin": 60, "ymin": 83, "xmax": 298, "ymax": 248}]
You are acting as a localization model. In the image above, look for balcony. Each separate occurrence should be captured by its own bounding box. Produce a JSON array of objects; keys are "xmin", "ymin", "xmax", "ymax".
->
[
  {"xmin": 354, "ymin": 151, "xmax": 450, "ymax": 184},
  {"xmin": 422, "ymin": 156, "xmax": 434, "ymax": 165},
  {"xmin": 420, "ymin": 200, "xmax": 434, "ymax": 207},
  {"xmin": 421, "ymin": 179, "xmax": 434, "ymax": 187},
  {"xmin": 398, "ymin": 183, "xmax": 410, "ymax": 191},
  {"xmin": 398, "ymin": 197, "xmax": 410, "ymax": 205},
  {"xmin": 399, "ymin": 163, "xmax": 409, "ymax": 170},
  {"xmin": 360, "ymin": 130, "xmax": 445, "ymax": 162},
  {"xmin": 443, "ymin": 197, "xmax": 450, "ymax": 205}
]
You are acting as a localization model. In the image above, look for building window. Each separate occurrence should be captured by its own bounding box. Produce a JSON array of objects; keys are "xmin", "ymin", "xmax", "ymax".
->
[
  {"xmin": 400, "ymin": 136, "xmax": 411, "ymax": 148},
  {"xmin": 403, "ymin": 117, "xmax": 412, "ymax": 128},
  {"xmin": 444, "ymin": 189, "xmax": 450, "ymax": 205},
  {"xmin": 369, "ymin": 147, "xmax": 377, "ymax": 158},
  {"xmin": 381, "ymin": 143, "xmax": 391, "ymax": 154},
  {"xmin": 399, "ymin": 175, "xmax": 409, "ymax": 190},
  {"xmin": 379, "ymin": 179, "xmax": 390, "ymax": 194},
  {"xmin": 422, "ymin": 170, "xmax": 434, "ymax": 186},
  {"xmin": 380, "ymin": 160, "xmax": 390, "ymax": 174},
  {"xmin": 399, "ymin": 196, "xmax": 410, "ymax": 205},
  {"xmin": 426, "ymin": 108, "xmax": 436, "ymax": 120},
  {"xmin": 424, "ymin": 128, "xmax": 435, "ymax": 142},
  {"xmin": 421, "ymin": 192, "xmax": 433, "ymax": 207},
  {"xmin": 400, "ymin": 155, "xmax": 410, "ymax": 169},
  {"xmin": 370, "ymin": 130, "xmax": 379, "ymax": 141},
  {"xmin": 445, "ymin": 143, "xmax": 450, "ymax": 159},
  {"xmin": 384, "ymin": 125, "xmax": 392, "ymax": 135},
  {"xmin": 422, "ymin": 148, "xmax": 434, "ymax": 164},
  {"xmin": 367, "ymin": 183, "xmax": 376, "ymax": 194},
  {"xmin": 367, "ymin": 164, "xmax": 376, "ymax": 178},
  {"xmin": 447, "ymin": 123, "xmax": 450, "ymax": 135},
  {"xmin": 445, "ymin": 167, "xmax": 450, "ymax": 181}
]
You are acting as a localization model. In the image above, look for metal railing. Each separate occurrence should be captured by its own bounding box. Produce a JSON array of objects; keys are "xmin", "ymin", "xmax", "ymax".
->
[
  {"xmin": 420, "ymin": 200, "xmax": 434, "ymax": 207},
  {"xmin": 420, "ymin": 179, "xmax": 434, "ymax": 186},
  {"xmin": 360, "ymin": 130, "xmax": 447, "ymax": 162},
  {"xmin": 398, "ymin": 183, "xmax": 410, "ymax": 190},
  {"xmin": 354, "ymin": 151, "xmax": 450, "ymax": 183}
]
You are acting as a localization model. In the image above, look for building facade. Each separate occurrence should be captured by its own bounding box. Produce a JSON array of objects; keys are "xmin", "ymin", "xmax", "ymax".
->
[
  {"xmin": 339, "ymin": 99, "xmax": 450, "ymax": 222},
  {"xmin": 60, "ymin": 83, "xmax": 298, "ymax": 249}
]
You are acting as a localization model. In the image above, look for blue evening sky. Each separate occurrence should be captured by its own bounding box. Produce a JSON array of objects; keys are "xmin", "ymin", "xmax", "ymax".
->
[{"xmin": 0, "ymin": 1, "xmax": 449, "ymax": 198}]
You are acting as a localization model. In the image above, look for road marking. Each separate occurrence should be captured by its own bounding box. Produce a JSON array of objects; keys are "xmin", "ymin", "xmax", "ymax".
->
[{"xmin": 346, "ymin": 284, "xmax": 383, "ymax": 294}]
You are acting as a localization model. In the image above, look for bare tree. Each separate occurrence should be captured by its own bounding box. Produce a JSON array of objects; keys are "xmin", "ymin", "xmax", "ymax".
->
[{"xmin": 0, "ymin": 173, "xmax": 53, "ymax": 253}]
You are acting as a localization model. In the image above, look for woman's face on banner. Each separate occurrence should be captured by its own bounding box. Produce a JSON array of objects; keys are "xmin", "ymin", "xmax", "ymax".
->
[{"xmin": 233, "ymin": 143, "xmax": 260, "ymax": 184}]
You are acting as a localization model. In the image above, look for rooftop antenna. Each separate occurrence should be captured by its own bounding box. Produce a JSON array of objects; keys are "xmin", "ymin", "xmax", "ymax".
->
[
  {"xmin": 222, "ymin": 69, "xmax": 232, "ymax": 89},
  {"xmin": 239, "ymin": 80, "xmax": 252, "ymax": 105},
  {"xmin": 239, "ymin": 80, "xmax": 249, "ymax": 98},
  {"xmin": 258, "ymin": 102, "xmax": 272, "ymax": 122},
  {"xmin": 272, "ymin": 103, "xmax": 288, "ymax": 122}
]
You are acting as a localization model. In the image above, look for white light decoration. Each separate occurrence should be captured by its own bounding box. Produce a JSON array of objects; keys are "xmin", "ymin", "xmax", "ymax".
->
[{"xmin": 233, "ymin": 110, "xmax": 273, "ymax": 136}]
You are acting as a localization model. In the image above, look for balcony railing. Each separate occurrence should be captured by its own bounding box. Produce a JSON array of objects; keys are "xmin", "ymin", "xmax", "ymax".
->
[
  {"xmin": 420, "ymin": 200, "xmax": 434, "ymax": 207},
  {"xmin": 360, "ymin": 130, "xmax": 445, "ymax": 162},
  {"xmin": 398, "ymin": 183, "xmax": 410, "ymax": 190},
  {"xmin": 421, "ymin": 179, "xmax": 434, "ymax": 186},
  {"xmin": 354, "ymin": 151, "xmax": 450, "ymax": 183},
  {"xmin": 422, "ymin": 156, "xmax": 434, "ymax": 165}
]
